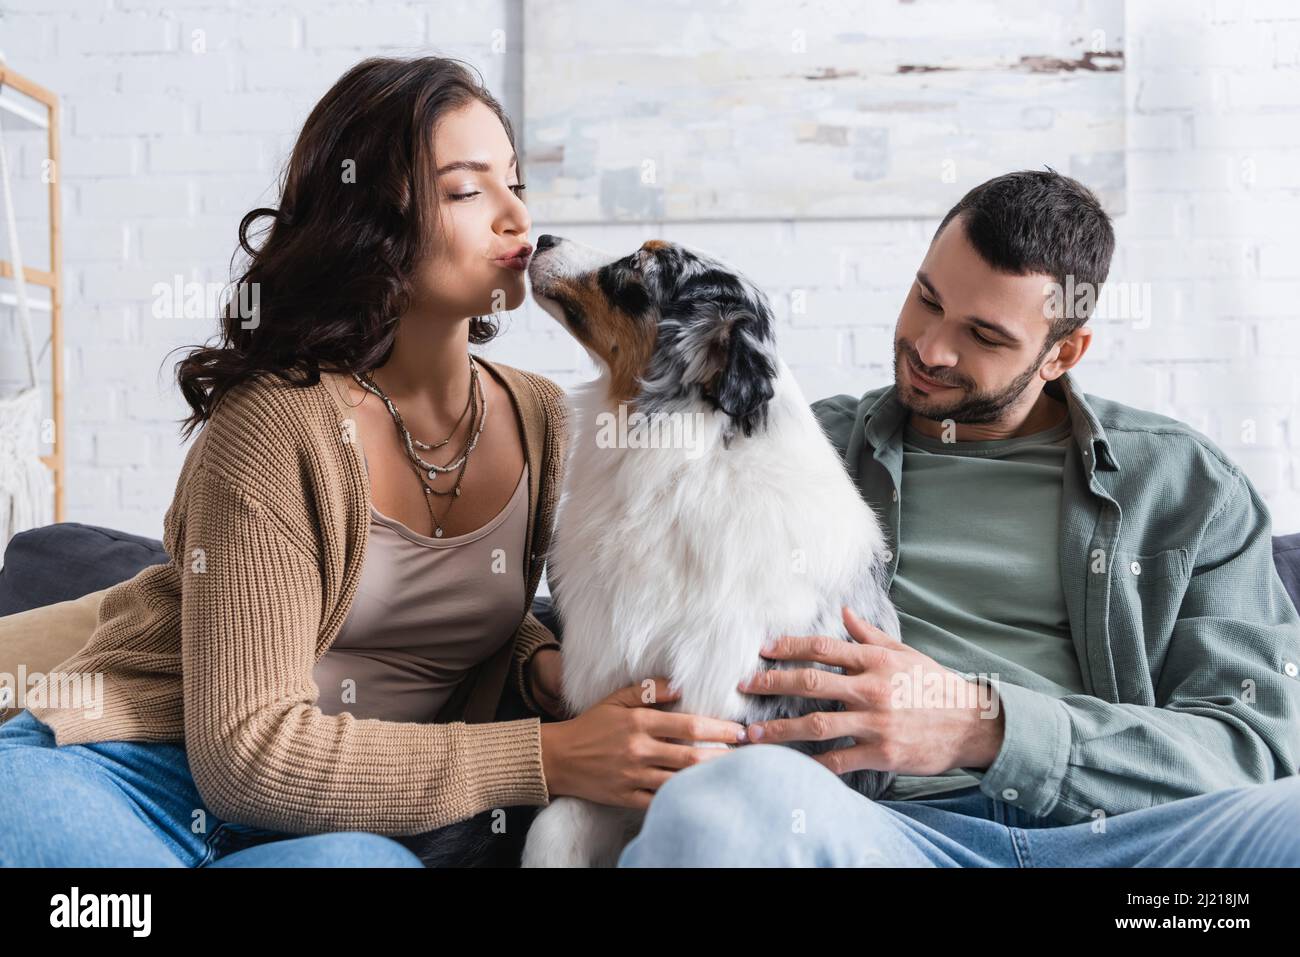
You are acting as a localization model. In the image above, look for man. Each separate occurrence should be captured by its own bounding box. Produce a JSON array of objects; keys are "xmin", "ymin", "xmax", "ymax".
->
[{"xmin": 618, "ymin": 169, "xmax": 1300, "ymax": 867}]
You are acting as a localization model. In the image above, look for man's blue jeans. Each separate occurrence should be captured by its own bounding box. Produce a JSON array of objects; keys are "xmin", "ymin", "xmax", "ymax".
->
[
  {"xmin": 0, "ymin": 709, "xmax": 426, "ymax": 867},
  {"xmin": 618, "ymin": 744, "xmax": 1300, "ymax": 867}
]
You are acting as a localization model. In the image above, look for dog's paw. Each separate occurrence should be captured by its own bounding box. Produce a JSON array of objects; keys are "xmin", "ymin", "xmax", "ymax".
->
[{"xmin": 521, "ymin": 797, "xmax": 631, "ymax": 868}]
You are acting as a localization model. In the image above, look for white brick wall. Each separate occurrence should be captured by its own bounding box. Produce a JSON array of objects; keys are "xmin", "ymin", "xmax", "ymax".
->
[{"xmin": 1, "ymin": 0, "xmax": 1298, "ymax": 540}]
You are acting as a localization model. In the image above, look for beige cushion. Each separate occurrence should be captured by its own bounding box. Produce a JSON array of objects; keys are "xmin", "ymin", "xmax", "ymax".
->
[{"xmin": 0, "ymin": 588, "xmax": 109, "ymax": 724}]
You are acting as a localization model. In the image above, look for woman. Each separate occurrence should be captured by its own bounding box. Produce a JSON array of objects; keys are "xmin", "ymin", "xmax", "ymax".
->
[{"xmin": 0, "ymin": 56, "xmax": 744, "ymax": 867}]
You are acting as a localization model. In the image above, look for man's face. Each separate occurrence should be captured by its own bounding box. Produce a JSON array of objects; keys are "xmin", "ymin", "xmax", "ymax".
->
[{"xmin": 894, "ymin": 214, "xmax": 1061, "ymax": 426}]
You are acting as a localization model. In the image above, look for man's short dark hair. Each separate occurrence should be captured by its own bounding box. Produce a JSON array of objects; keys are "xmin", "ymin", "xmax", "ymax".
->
[{"xmin": 935, "ymin": 167, "xmax": 1115, "ymax": 349}]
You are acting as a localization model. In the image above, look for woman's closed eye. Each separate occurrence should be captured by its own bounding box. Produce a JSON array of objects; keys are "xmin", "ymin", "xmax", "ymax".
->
[{"xmin": 448, "ymin": 183, "xmax": 527, "ymax": 201}]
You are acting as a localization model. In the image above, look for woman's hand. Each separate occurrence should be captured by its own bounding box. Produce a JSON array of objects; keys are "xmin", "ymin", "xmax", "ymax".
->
[
  {"xmin": 525, "ymin": 648, "xmax": 568, "ymax": 719},
  {"xmin": 539, "ymin": 678, "xmax": 748, "ymax": 810}
]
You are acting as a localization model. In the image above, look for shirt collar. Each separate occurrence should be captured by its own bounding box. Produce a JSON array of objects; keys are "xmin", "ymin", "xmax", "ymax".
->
[{"xmin": 861, "ymin": 368, "xmax": 1119, "ymax": 473}]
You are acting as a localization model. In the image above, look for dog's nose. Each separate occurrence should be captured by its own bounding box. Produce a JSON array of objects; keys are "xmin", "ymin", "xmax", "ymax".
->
[{"xmin": 536, "ymin": 234, "xmax": 560, "ymax": 252}]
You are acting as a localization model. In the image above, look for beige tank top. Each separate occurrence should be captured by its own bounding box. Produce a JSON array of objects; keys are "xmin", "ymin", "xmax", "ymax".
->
[{"xmin": 312, "ymin": 446, "xmax": 530, "ymax": 724}]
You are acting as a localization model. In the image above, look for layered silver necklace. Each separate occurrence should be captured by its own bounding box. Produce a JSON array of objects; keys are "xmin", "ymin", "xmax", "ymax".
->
[{"xmin": 351, "ymin": 354, "xmax": 488, "ymax": 538}]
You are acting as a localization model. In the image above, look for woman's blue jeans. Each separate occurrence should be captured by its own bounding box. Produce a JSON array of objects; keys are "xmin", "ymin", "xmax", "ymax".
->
[
  {"xmin": 618, "ymin": 743, "xmax": 1300, "ymax": 867},
  {"xmin": 0, "ymin": 709, "xmax": 425, "ymax": 867}
]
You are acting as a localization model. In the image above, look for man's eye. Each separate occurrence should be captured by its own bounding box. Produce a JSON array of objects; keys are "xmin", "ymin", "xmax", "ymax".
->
[
  {"xmin": 971, "ymin": 328, "xmax": 1000, "ymax": 347},
  {"xmin": 917, "ymin": 290, "xmax": 940, "ymax": 312}
]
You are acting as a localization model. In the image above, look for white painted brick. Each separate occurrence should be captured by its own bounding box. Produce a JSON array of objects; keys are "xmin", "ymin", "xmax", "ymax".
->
[
  {"xmin": 61, "ymin": 138, "xmax": 137, "ymax": 177},
  {"xmin": 179, "ymin": 16, "xmax": 299, "ymax": 53},
  {"xmin": 1194, "ymin": 113, "xmax": 1300, "ymax": 148},
  {"xmin": 1190, "ymin": 196, "xmax": 1299, "ymax": 238},
  {"xmin": 73, "ymin": 95, "xmax": 188, "ymax": 136},
  {"xmin": 1137, "ymin": 71, "xmax": 1222, "ymax": 111},
  {"xmin": 63, "ymin": 220, "xmax": 130, "ymax": 262},
  {"xmin": 1226, "ymin": 69, "xmax": 1300, "ymax": 109},
  {"xmin": 1259, "ymin": 243, "xmax": 1300, "ymax": 277},
  {"xmin": 1195, "ymin": 278, "xmax": 1300, "ymax": 317},
  {"xmin": 71, "ymin": 467, "xmax": 120, "ymax": 508},
  {"xmin": 78, "ymin": 179, "xmax": 191, "ymax": 219},
  {"xmin": 3, "ymin": 0, "xmax": 112, "ymax": 11},
  {"xmin": 198, "ymin": 94, "xmax": 307, "ymax": 133},
  {"xmin": 304, "ymin": 11, "xmax": 425, "ymax": 50},
  {"xmin": 82, "ymin": 265, "xmax": 192, "ymax": 306},
  {"xmin": 1255, "ymin": 320, "xmax": 1300, "ymax": 356},
  {"xmin": 778, "ymin": 328, "xmax": 844, "ymax": 366},
  {"xmin": 794, "ymin": 363, "xmax": 887, "ymax": 402},
  {"xmin": 1128, "ymin": 152, "xmax": 1237, "ymax": 191},
  {"xmin": 1117, "ymin": 319, "xmax": 1250, "ymax": 361},
  {"xmin": 195, "ymin": 175, "xmax": 280, "ymax": 215},
  {"xmin": 243, "ymin": 51, "xmax": 369, "ymax": 91},
  {"xmin": 148, "ymin": 135, "xmax": 266, "ymax": 173},
  {"xmin": 137, "ymin": 219, "xmax": 244, "ymax": 262},
  {"xmin": 1114, "ymin": 193, "xmax": 1183, "ymax": 239},
  {"xmin": 0, "ymin": 14, "xmax": 57, "ymax": 60},
  {"xmin": 59, "ymin": 16, "xmax": 177, "ymax": 55},
  {"xmin": 119, "ymin": 53, "xmax": 242, "ymax": 95},
  {"xmin": 788, "ymin": 288, "xmax": 906, "ymax": 329},
  {"xmin": 1127, "ymin": 113, "xmax": 1191, "ymax": 150},
  {"xmin": 1277, "ymin": 23, "xmax": 1300, "ymax": 65},
  {"xmin": 849, "ymin": 325, "xmax": 899, "ymax": 366},
  {"xmin": 93, "ymin": 428, "xmax": 152, "ymax": 468},
  {"xmin": 1172, "ymin": 361, "xmax": 1299, "ymax": 406}
]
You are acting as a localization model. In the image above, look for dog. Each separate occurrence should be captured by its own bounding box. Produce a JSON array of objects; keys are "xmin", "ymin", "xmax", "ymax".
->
[{"xmin": 520, "ymin": 234, "xmax": 901, "ymax": 867}]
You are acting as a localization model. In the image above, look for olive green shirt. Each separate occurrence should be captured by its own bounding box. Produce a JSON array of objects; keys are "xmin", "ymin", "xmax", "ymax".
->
[{"xmin": 811, "ymin": 370, "xmax": 1300, "ymax": 824}]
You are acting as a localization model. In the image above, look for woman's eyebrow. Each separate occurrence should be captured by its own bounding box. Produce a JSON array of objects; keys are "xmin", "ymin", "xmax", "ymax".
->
[{"xmin": 436, "ymin": 154, "xmax": 518, "ymax": 176}]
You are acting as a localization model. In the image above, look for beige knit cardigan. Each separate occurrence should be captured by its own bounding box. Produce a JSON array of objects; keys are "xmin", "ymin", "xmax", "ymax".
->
[{"xmin": 26, "ymin": 356, "xmax": 567, "ymax": 835}]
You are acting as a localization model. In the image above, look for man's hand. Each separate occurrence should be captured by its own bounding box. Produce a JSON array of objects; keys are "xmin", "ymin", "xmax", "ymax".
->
[
  {"xmin": 737, "ymin": 607, "xmax": 1006, "ymax": 777},
  {"xmin": 526, "ymin": 648, "xmax": 569, "ymax": 719}
]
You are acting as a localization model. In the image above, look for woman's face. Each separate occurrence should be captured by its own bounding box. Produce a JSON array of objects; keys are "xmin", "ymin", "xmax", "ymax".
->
[{"xmin": 413, "ymin": 98, "xmax": 532, "ymax": 320}]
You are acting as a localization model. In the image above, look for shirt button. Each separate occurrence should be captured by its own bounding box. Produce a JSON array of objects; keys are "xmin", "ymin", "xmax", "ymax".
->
[
  {"xmin": 1130, "ymin": 560, "xmax": 1141, "ymax": 575},
  {"xmin": 1285, "ymin": 661, "xmax": 1298, "ymax": 678},
  {"xmin": 891, "ymin": 488, "xmax": 898, "ymax": 502},
  {"xmin": 1084, "ymin": 450, "xmax": 1090, "ymax": 457},
  {"xmin": 1001, "ymin": 788, "xmax": 1019, "ymax": 801}
]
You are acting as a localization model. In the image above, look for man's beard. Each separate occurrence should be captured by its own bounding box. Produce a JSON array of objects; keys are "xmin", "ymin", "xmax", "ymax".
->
[{"xmin": 895, "ymin": 339, "xmax": 1053, "ymax": 426}]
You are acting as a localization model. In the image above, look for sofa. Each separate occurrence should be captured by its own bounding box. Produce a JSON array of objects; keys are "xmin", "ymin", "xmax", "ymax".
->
[{"xmin": 4, "ymin": 520, "xmax": 1300, "ymax": 725}]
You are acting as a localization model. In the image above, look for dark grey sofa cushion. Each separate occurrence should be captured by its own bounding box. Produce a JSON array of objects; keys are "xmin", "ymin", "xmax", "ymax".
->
[
  {"xmin": 1273, "ymin": 532, "xmax": 1300, "ymax": 617},
  {"xmin": 0, "ymin": 523, "xmax": 168, "ymax": 617}
]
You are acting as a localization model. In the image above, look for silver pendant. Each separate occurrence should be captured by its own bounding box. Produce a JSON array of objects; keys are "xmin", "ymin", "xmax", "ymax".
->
[
  {"xmin": 427, "ymin": 468, "xmax": 437, "ymax": 480},
  {"xmin": 434, "ymin": 527, "xmax": 444, "ymax": 538}
]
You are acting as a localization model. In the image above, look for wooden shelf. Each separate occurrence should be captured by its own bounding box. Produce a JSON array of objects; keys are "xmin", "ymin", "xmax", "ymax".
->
[{"xmin": 0, "ymin": 63, "xmax": 64, "ymax": 523}]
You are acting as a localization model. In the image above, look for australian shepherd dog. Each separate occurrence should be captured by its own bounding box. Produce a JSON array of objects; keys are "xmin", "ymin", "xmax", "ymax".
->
[{"xmin": 520, "ymin": 234, "xmax": 901, "ymax": 867}]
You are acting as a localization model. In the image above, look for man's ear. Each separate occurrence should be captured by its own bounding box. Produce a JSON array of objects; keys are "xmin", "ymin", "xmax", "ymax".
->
[{"xmin": 703, "ymin": 300, "xmax": 776, "ymax": 444}]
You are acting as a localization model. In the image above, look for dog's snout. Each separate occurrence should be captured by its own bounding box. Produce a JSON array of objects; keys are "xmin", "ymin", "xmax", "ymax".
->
[{"xmin": 536, "ymin": 234, "xmax": 560, "ymax": 252}]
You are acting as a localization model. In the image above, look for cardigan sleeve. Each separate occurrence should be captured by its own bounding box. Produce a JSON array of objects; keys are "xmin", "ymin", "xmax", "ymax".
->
[
  {"xmin": 511, "ymin": 612, "xmax": 562, "ymax": 715},
  {"xmin": 179, "ymin": 465, "xmax": 551, "ymax": 835}
]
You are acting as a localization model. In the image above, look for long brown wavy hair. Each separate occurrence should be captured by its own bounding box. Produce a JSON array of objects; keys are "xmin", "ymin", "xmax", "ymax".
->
[{"xmin": 171, "ymin": 56, "xmax": 518, "ymax": 440}]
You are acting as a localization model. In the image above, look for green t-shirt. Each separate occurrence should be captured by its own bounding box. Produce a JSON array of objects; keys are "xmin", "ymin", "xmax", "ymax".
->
[{"xmin": 884, "ymin": 412, "xmax": 1085, "ymax": 801}]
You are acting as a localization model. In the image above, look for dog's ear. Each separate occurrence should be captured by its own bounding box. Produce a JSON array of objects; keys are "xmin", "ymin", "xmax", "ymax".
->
[{"xmin": 702, "ymin": 298, "xmax": 776, "ymax": 444}]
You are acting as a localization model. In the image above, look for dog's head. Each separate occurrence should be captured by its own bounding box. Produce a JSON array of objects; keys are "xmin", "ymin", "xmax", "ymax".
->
[{"xmin": 528, "ymin": 234, "xmax": 778, "ymax": 441}]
